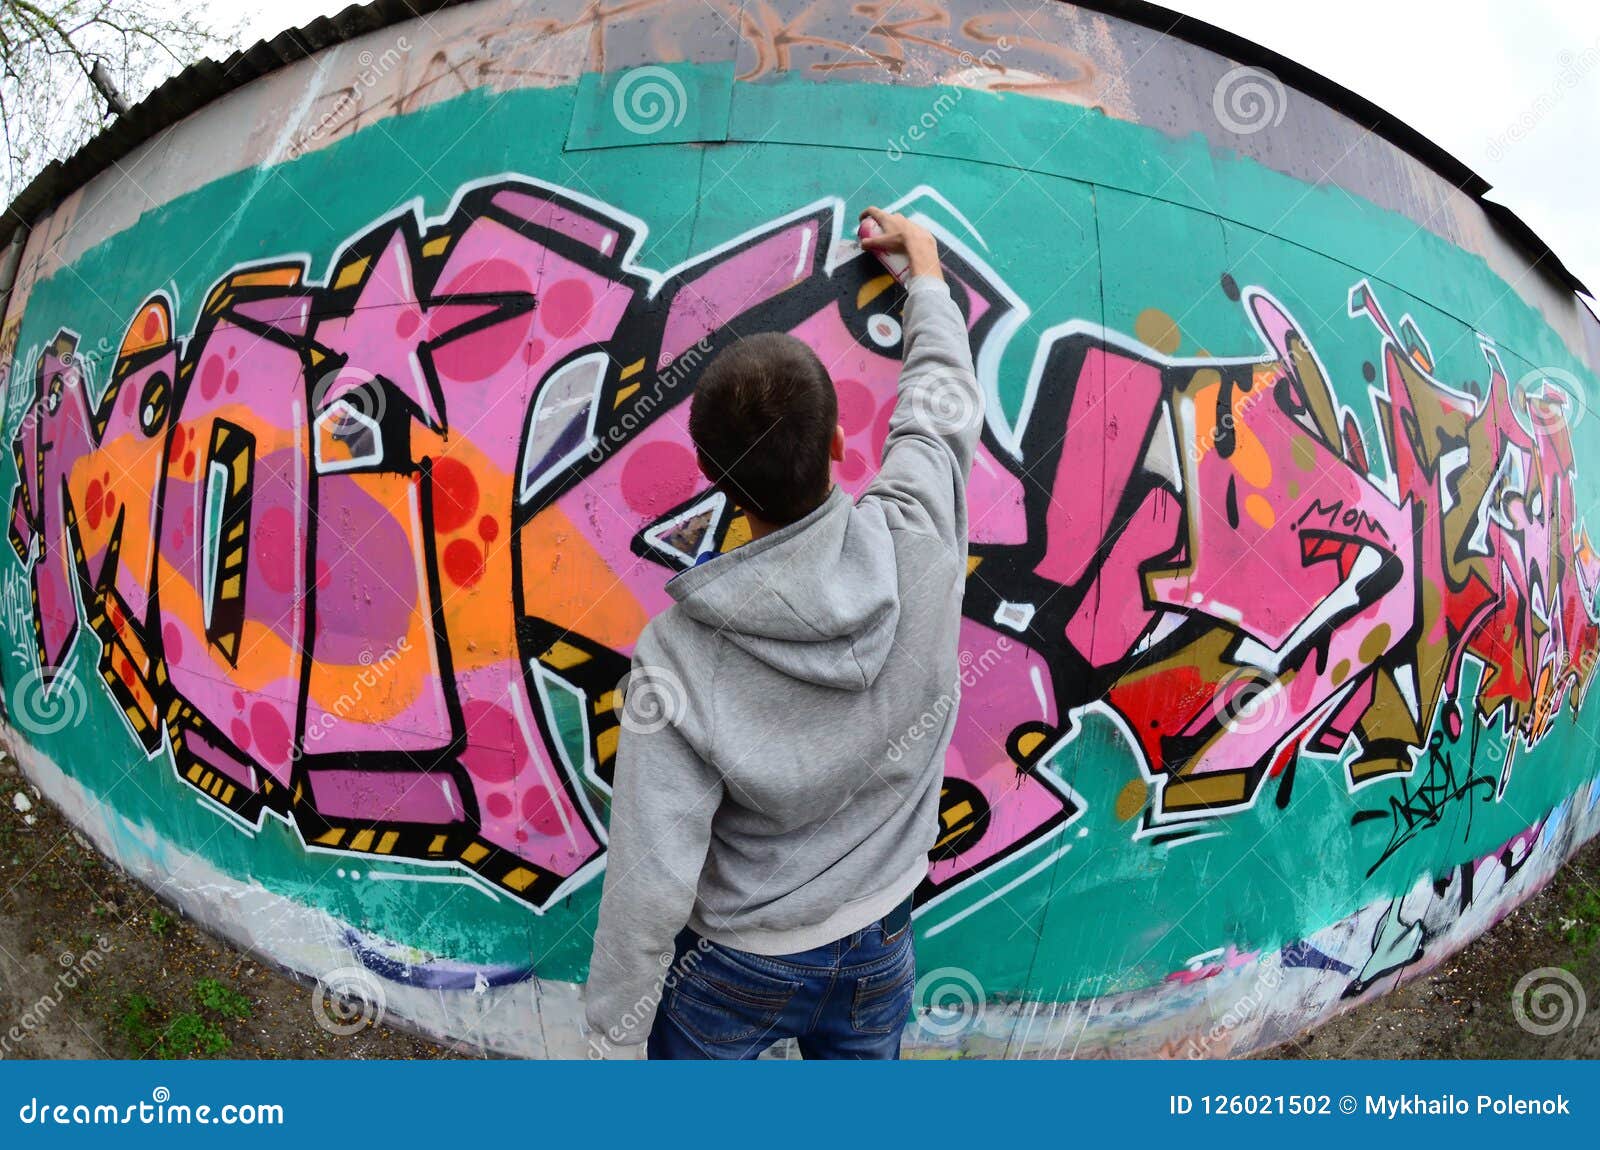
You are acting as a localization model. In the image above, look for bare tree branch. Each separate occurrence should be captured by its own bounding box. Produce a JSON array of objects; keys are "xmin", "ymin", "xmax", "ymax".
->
[{"xmin": 0, "ymin": 0, "xmax": 239, "ymax": 203}]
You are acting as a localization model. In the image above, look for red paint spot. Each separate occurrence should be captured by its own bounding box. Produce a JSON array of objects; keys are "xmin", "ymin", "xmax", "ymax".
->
[
  {"xmin": 183, "ymin": 451, "xmax": 195, "ymax": 478},
  {"xmin": 620, "ymin": 441, "xmax": 699, "ymax": 516},
  {"xmin": 522, "ymin": 339, "xmax": 547, "ymax": 366},
  {"xmin": 431, "ymin": 259, "xmax": 533, "ymax": 381},
  {"xmin": 444, "ymin": 539, "xmax": 485, "ymax": 588},
  {"xmin": 459, "ymin": 703, "xmax": 518, "ymax": 783},
  {"xmin": 486, "ymin": 791, "xmax": 513, "ymax": 819},
  {"xmin": 835, "ymin": 378, "xmax": 873, "ymax": 435},
  {"xmin": 439, "ymin": 258, "xmax": 531, "ymax": 299},
  {"xmin": 231, "ymin": 719, "xmax": 252, "ymax": 752},
  {"xmin": 103, "ymin": 491, "xmax": 115, "ymax": 521},
  {"xmin": 117, "ymin": 658, "xmax": 137, "ymax": 689},
  {"xmin": 199, "ymin": 355, "xmax": 224, "ymax": 400},
  {"xmin": 142, "ymin": 309, "xmax": 162, "ymax": 340},
  {"xmin": 541, "ymin": 279, "xmax": 594, "ymax": 339},
  {"xmin": 232, "ymin": 691, "xmax": 245, "ymax": 711},
  {"xmin": 431, "ymin": 458, "xmax": 479, "ymax": 533},
  {"xmin": 225, "ymin": 370, "xmax": 239, "ymax": 394},
  {"xmin": 396, "ymin": 311, "xmax": 420, "ymax": 339},
  {"xmin": 86, "ymin": 479, "xmax": 104, "ymax": 529},
  {"xmin": 254, "ymin": 506, "xmax": 298, "ymax": 593},
  {"xmin": 162, "ymin": 622, "xmax": 183, "ymax": 663},
  {"xmin": 521, "ymin": 785, "xmax": 567, "ymax": 837},
  {"xmin": 250, "ymin": 702, "xmax": 291, "ymax": 764},
  {"xmin": 478, "ymin": 515, "xmax": 499, "ymax": 543},
  {"xmin": 168, "ymin": 425, "xmax": 187, "ymax": 464}
]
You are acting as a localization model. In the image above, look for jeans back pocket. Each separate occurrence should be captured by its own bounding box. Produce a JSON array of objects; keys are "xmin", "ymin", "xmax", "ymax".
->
[
  {"xmin": 850, "ymin": 937, "xmax": 916, "ymax": 1035},
  {"xmin": 667, "ymin": 943, "xmax": 802, "ymax": 1047}
]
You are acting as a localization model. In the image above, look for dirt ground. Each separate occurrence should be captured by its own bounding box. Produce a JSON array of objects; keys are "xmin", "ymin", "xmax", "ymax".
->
[
  {"xmin": 1267, "ymin": 841, "xmax": 1600, "ymax": 1060},
  {"xmin": 2, "ymin": 750, "xmax": 1596, "ymax": 1060}
]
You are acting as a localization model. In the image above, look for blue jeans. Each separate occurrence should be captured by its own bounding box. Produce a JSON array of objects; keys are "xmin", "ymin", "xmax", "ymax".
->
[{"xmin": 648, "ymin": 905, "xmax": 916, "ymax": 1059}]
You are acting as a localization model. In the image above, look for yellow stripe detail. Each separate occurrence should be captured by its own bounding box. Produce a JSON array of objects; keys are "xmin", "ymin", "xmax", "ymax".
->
[
  {"xmin": 333, "ymin": 257, "xmax": 371, "ymax": 290},
  {"xmin": 540, "ymin": 640, "xmax": 591, "ymax": 671},
  {"xmin": 500, "ymin": 867, "xmax": 536, "ymax": 893},
  {"xmin": 857, "ymin": 273, "xmax": 895, "ymax": 309}
]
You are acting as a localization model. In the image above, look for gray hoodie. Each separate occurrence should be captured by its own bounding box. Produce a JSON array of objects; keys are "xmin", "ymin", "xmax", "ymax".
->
[{"xmin": 585, "ymin": 275, "xmax": 980, "ymax": 1046}]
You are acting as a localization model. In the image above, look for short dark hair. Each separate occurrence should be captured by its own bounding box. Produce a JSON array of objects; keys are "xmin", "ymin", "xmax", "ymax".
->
[{"xmin": 689, "ymin": 333, "xmax": 838, "ymax": 525}]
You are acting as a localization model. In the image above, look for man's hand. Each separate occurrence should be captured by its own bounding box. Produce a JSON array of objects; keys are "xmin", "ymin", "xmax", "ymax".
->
[{"xmin": 859, "ymin": 207, "xmax": 943, "ymax": 281}]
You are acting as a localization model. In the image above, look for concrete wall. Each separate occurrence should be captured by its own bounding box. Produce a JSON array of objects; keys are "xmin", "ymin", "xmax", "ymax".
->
[{"xmin": 2, "ymin": 0, "xmax": 1598, "ymax": 1057}]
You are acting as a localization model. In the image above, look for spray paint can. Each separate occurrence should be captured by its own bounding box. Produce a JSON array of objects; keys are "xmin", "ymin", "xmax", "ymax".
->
[{"xmin": 856, "ymin": 216, "xmax": 913, "ymax": 285}]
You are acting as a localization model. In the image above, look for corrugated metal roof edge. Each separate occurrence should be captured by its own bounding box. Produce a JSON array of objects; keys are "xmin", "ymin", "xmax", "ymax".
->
[{"xmin": 0, "ymin": 0, "xmax": 1588, "ymax": 297}]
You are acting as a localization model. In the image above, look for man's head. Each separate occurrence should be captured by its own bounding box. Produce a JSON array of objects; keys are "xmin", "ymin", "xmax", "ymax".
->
[{"xmin": 689, "ymin": 333, "xmax": 845, "ymax": 527}]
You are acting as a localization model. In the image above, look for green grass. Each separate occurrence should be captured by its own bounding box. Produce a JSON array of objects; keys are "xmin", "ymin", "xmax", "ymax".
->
[
  {"xmin": 1559, "ymin": 885, "xmax": 1600, "ymax": 958},
  {"xmin": 192, "ymin": 977, "xmax": 251, "ymax": 1020},
  {"xmin": 115, "ymin": 977, "xmax": 253, "ymax": 1059}
]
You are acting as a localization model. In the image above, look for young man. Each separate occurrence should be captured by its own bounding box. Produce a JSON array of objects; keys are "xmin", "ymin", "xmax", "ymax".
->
[{"xmin": 585, "ymin": 208, "xmax": 981, "ymax": 1059}]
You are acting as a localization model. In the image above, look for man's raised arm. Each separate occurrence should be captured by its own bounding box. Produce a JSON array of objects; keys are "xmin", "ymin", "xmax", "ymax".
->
[{"xmin": 858, "ymin": 207, "xmax": 982, "ymax": 546}]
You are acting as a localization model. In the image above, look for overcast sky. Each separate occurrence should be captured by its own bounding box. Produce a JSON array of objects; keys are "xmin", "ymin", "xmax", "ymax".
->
[{"xmin": 222, "ymin": 0, "xmax": 1600, "ymax": 298}]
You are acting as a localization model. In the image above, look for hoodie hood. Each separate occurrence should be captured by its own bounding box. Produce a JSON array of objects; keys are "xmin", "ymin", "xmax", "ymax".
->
[{"xmin": 666, "ymin": 488, "xmax": 901, "ymax": 690}]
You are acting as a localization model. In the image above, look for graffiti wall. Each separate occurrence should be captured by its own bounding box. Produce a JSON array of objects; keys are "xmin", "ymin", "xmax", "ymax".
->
[{"xmin": 2, "ymin": 0, "xmax": 1598, "ymax": 1057}]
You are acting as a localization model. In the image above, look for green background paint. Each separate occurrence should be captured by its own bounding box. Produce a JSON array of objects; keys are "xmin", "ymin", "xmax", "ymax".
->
[{"xmin": 4, "ymin": 70, "xmax": 1598, "ymax": 1007}]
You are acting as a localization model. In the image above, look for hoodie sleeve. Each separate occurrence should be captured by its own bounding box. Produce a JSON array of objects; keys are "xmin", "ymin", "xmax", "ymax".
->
[
  {"xmin": 861, "ymin": 274, "xmax": 982, "ymax": 546},
  {"xmin": 584, "ymin": 637, "xmax": 723, "ymax": 1047}
]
